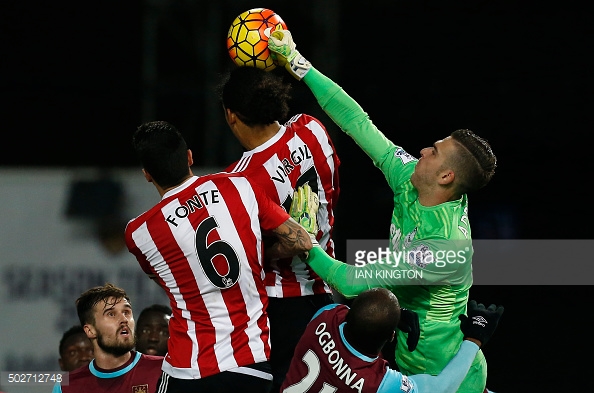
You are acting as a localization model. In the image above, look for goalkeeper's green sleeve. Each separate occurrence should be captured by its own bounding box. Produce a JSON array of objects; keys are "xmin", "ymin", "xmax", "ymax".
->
[
  {"xmin": 302, "ymin": 68, "xmax": 396, "ymax": 164},
  {"xmin": 305, "ymin": 247, "xmax": 382, "ymax": 298},
  {"xmin": 306, "ymin": 246, "xmax": 432, "ymax": 297},
  {"xmin": 305, "ymin": 247, "xmax": 361, "ymax": 297}
]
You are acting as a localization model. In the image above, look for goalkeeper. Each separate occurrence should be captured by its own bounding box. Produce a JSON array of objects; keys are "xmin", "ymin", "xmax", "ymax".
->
[{"xmin": 272, "ymin": 30, "xmax": 497, "ymax": 393}]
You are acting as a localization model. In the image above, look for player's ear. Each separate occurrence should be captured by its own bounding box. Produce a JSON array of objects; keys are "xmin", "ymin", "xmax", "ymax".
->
[
  {"xmin": 438, "ymin": 169, "xmax": 455, "ymax": 185},
  {"xmin": 225, "ymin": 108, "xmax": 237, "ymax": 125},
  {"xmin": 142, "ymin": 168, "xmax": 153, "ymax": 183},
  {"xmin": 187, "ymin": 149, "xmax": 194, "ymax": 166},
  {"xmin": 83, "ymin": 324, "xmax": 96, "ymax": 339}
]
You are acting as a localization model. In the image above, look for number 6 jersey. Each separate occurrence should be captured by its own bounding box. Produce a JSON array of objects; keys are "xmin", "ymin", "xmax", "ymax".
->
[{"xmin": 125, "ymin": 173, "xmax": 290, "ymax": 379}]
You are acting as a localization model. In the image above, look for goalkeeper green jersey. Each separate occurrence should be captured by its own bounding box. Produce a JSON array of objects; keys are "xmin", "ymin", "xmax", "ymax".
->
[{"xmin": 302, "ymin": 67, "xmax": 486, "ymax": 393}]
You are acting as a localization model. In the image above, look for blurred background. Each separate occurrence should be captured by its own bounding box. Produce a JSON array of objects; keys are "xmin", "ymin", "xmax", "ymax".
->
[{"xmin": 1, "ymin": 0, "xmax": 591, "ymax": 391}]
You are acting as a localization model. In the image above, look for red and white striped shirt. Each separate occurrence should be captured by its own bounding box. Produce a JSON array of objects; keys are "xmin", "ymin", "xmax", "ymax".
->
[
  {"xmin": 225, "ymin": 113, "xmax": 341, "ymax": 298},
  {"xmin": 125, "ymin": 173, "xmax": 290, "ymax": 379}
]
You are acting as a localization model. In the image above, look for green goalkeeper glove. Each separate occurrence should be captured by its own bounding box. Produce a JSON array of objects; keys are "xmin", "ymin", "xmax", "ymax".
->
[
  {"xmin": 289, "ymin": 183, "xmax": 319, "ymax": 235},
  {"xmin": 268, "ymin": 29, "xmax": 312, "ymax": 80}
]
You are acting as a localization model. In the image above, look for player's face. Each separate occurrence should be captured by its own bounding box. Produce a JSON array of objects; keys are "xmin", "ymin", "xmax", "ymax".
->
[
  {"xmin": 90, "ymin": 297, "xmax": 136, "ymax": 357},
  {"xmin": 411, "ymin": 137, "xmax": 456, "ymax": 190},
  {"xmin": 59, "ymin": 332, "xmax": 94, "ymax": 371},
  {"xmin": 135, "ymin": 311, "xmax": 170, "ymax": 356}
]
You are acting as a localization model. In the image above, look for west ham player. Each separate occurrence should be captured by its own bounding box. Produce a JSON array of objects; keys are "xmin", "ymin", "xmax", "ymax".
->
[
  {"xmin": 217, "ymin": 65, "xmax": 340, "ymax": 393},
  {"xmin": 282, "ymin": 288, "xmax": 504, "ymax": 393},
  {"xmin": 135, "ymin": 304, "xmax": 171, "ymax": 357},
  {"xmin": 269, "ymin": 30, "xmax": 497, "ymax": 392},
  {"xmin": 52, "ymin": 283, "xmax": 163, "ymax": 393},
  {"xmin": 58, "ymin": 325, "xmax": 94, "ymax": 372},
  {"xmin": 125, "ymin": 121, "xmax": 314, "ymax": 393}
]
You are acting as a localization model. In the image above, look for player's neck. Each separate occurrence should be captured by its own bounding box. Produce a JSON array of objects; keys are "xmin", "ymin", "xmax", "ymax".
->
[
  {"xmin": 157, "ymin": 173, "xmax": 194, "ymax": 197},
  {"xmin": 343, "ymin": 326, "xmax": 381, "ymax": 358},
  {"xmin": 417, "ymin": 188, "xmax": 458, "ymax": 207},
  {"xmin": 242, "ymin": 122, "xmax": 281, "ymax": 150},
  {"xmin": 92, "ymin": 349, "xmax": 132, "ymax": 371}
]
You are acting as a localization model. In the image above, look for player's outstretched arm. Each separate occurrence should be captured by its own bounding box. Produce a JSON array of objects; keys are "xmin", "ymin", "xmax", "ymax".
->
[
  {"xmin": 304, "ymin": 247, "xmax": 425, "ymax": 298},
  {"xmin": 402, "ymin": 300, "xmax": 504, "ymax": 393},
  {"xmin": 269, "ymin": 29, "xmax": 397, "ymax": 167}
]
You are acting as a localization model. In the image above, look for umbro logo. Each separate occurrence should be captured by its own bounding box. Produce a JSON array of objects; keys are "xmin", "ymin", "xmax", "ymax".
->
[{"xmin": 471, "ymin": 315, "xmax": 488, "ymax": 327}]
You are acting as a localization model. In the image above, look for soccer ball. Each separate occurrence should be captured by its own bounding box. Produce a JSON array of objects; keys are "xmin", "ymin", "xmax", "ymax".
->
[{"xmin": 226, "ymin": 8, "xmax": 287, "ymax": 71}]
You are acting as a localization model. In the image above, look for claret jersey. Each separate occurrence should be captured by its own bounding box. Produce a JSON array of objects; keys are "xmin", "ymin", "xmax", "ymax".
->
[
  {"xmin": 52, "ymin": 351, "xmax": 163, "ymax": 393},
  {"xmin": 283, "ymin": 304, "xmax": 482, "ymax": 393},
  {"xmin": 282, "ymin": 305, "xmax": 390, "ymax": 393}
]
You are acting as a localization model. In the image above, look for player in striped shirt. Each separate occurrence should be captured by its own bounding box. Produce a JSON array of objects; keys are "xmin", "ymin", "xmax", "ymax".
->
[
  {"xmin": 217, "ymin": 65, "xmax": 341, "ymax": 393},
  {"xmin": 125, "ymin": 121, "xmax": 315, "ymax": 393},
  {"xmin": 52, "ymin": 283, "xmax": 164, "ymax": 393},
  {"xmin": 270, "ymin": 30, "xmax": 498, "ymax": 393}
]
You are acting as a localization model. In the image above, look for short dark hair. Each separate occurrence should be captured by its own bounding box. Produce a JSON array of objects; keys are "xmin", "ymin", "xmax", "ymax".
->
[
  {"xmin": 450, "ymin": 129, "xmax": 497, "ymax": 194},
  {"xmin": 217, "ymin": 66, "xmax": 292, "ymax": 127},
  {"xmin": 76, "ymin": 283, "xmax": 130, "ymax": 327},
  {"xmin": 345, "ymin": 288, "xmax": 401, "ymax": 353},
  {"xmin": 132, "ymin": 120, "xmax": 190, "ymax": 189},
  {"xmin": 137, "ymin": 304, "xmax": 172, "ymax": 322},
  {"xmin": 59, "ymin": 325, "xmax": 86, "ymax": 355}
]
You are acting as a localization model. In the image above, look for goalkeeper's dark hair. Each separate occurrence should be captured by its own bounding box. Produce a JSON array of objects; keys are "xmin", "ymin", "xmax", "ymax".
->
[
  {"xmin": 449, "ymin": 129, "xmax": 497, "ymax": 194},
  {"xmin": 132, "ymin": 120, "xmax": 190, "ymax": 190},
  {"xmin": 217, "ymin": 66, "xmax": 292, "ymax": 127},
  {"xmin": 344, "ymin": 288, "xmax": 401, "ymax": 355}
]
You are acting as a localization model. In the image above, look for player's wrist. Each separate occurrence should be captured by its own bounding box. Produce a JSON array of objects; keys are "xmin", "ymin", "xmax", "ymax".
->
[
  {"xmin": 463, "ymin": 337, "xmax": 482, "ymax": 348},
  {"xmin": 286, "ymin": 51, "xmax": 311, "ymax": 80}
]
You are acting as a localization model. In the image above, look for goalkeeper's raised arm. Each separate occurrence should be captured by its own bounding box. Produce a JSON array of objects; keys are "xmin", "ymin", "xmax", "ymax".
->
[
  {"xmin": 272, "ymin": 25, "xmax": 499, "ymax": 393},
  {"xmin": 268, "ymin": 30, "xmax": 398, "ymax": 167}
]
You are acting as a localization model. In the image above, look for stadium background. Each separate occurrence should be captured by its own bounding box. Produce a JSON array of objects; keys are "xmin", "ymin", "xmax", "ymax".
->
[{"xmin": 2, "ymin": 1, "xmax": 590, "ymax": 391}]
